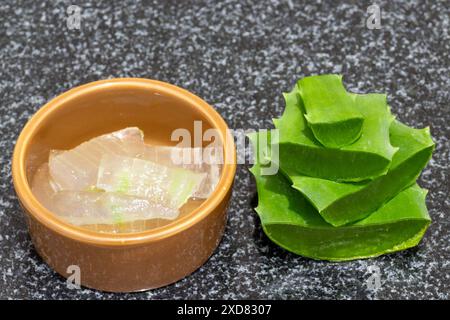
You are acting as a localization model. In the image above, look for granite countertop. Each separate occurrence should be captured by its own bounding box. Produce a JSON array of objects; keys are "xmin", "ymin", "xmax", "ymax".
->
[{"xmin": 0, "ymin": 0, "xmax": 448, "ymax": 299}]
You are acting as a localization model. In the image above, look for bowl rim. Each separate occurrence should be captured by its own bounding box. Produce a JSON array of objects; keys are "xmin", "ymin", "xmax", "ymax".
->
[{"xmin": 12, "ymin": 78, "xmax": 236, "ymax": 246}]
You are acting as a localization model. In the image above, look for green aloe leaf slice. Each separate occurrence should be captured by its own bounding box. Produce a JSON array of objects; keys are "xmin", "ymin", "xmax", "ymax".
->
[
  {"xmin": 290, "ymin": 120, "xmax": 434, "ymax": 226},
  {"xmin": 273, "ymin": 87, "xmax": 397, "ymax": 182},
  {"xmin": 249, "ymin": 132, "xmax": 431, "ymax": 261},
  {"xmin": 298, "ymin": 74, "xmax": 364, "ymax": 148}
]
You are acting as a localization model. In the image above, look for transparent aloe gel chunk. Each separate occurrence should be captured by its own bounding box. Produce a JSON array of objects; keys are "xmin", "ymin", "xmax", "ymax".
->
[
  {"xmin": 273, "ymin": 87, "xmax": 397, "ymax": 182},
  {"xmin": 32, "ymin": 162, "xmax": 179, "ymax": 227},
  {"xmin": 298, "ymin": 74, "xmax": 364, "ymax": 148},
  {"xmin": 50, "ymin": 191, "xmax": 178, "ymax": 226},
  {"xmin": 138, "ymin": 145, "xmax": 222, "ymax": 198},
  {"xmin": 48, "ymin": 127, "xmax": 144, "ymax": 191},
  {"xmin": 31, "ymin": 162, "xmax": 60, "ymax": 210},
  {"xmin": 249, "ymin": 132, "xmax": 431, "ymax": 261},
  {"xmin": 291, "ymin": 120, "xmax": 435, "ymax": 226},
  {"xmin": 97, "ymin": 154, "xmax": 207, "ymax": 209}
]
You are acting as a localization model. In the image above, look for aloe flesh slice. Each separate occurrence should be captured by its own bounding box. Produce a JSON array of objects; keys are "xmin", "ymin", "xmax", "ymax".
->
[
  {"xmin": 298, "ymin": 74, "xmax": 364, "ymax": 148},
  {"xmin": 97, "ymin": 154, "xmax": 206, "ymax": 209},
  {"xmin": 249, "ymin": 132, "xmax": 431, "ymax": 261},
  {"xmin": 138, "ymin": 145, "xmax": 222, "ymax": 198},
  {"xmin": 273, "ymin": 87, "xmax": 397, "ymax": 182},
  {"xmin": 31, "ymin": 163, "xmax": 179, "ymax": 226},
  {"xmin": 35, "ymin": 128, "xmax": 219, "ymax": 229},
  {"xmin": 48, "ymin": 127, "xmax": 144, "ymax": 190},
  {"xmin": 49, "ymin": 191, "xmax": 179, "ymax": 226},
  {"xmin": 31, "ymin": 162, "xmax": 61, "ymax": 210},
  {"xmin": 291, "ymin": 120, "xmax": 435, "ymax": 226}
]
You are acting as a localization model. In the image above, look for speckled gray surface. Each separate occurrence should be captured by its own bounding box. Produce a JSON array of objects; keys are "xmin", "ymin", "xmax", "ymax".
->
[{"xmin": 0, "ymin": 0, "xmax": 449, "ymax": 299}]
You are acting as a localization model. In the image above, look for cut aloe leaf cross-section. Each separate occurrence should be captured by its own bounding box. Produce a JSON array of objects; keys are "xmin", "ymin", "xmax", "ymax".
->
[
  {"xmin": 248, "ymin": 132, "xmax": 431, "ymax": 261},
  {"xmin": 273, "ymin": 87, "xmax": 397, "ymax": 182},
  {"xmin": 97, "ymin": 154, "xmax": 206, "ymax": 209},
  {"xmin": 48, "ymin": 127, "xmax": 145, "ymax": 191},
  {"xmin": 298, "ymin": 74, "xmax": 364, "ymax": 148},
  {"xmin": 291, "ymin": 120, "xmax": 435, "ymax": 226}
]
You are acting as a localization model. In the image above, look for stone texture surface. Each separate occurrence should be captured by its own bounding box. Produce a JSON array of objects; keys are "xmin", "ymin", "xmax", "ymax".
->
[{"xmin": 0, "ymin": 0, "xmax": 448, "ymax": 299}]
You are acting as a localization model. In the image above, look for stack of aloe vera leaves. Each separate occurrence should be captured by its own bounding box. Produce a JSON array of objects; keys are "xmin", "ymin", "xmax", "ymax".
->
[{"xmin": 249, "ymin": 74, "xmax": 435, "ymax": 261}]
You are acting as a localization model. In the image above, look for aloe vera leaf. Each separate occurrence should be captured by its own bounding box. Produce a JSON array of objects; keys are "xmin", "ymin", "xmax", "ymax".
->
[
  {"xmin": 273, "ymin": 87, "xmax": 397, "ymax": 182},
  {"xmin": 298, "ymin": 74, "xmax": 364, "ymax": 148},
  {"xmin": 97, "ymin": 154, "xmax": 206, "ymax": 209},
  {"xmin": 48, "ymin": 127, "xmax": 145, "ymax": 191},
  {"xmin": 290, "ymin": 120, "xmax": 434, "ymax": 226},
  {"xmin": 249, "ymin": 132, "xmax": 431, "ymax": 261}
]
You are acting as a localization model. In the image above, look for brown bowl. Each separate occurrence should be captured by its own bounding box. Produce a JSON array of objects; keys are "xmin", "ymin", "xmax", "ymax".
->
[{"xmin": 12, "ymin": 78, "xmax": 236, "ymax": 292}]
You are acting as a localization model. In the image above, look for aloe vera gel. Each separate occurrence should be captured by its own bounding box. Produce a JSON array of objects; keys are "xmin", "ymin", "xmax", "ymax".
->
[
  {"xmin": 32, "ymin": 127, "xmax": 222, "ymax": 232},
  {"xmin": 250, "ymin": 75, "xmax": 434, "ymax": 261}
]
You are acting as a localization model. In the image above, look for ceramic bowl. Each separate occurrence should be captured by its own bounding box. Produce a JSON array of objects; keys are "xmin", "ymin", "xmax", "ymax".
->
[{"xmin": 12, "ymin": 78, "xmax": 236, "ymax": 292}]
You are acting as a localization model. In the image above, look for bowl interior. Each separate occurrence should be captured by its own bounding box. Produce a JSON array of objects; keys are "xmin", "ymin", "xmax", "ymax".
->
[{"xmin": 22, "ymin": 80, "xmax": 224, "ymax": 234}]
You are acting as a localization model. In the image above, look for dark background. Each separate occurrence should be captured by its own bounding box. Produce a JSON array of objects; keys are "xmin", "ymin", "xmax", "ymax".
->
[{"xmin": 0, "ymin": 0, "xmax": 448, "ymax": 299}]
